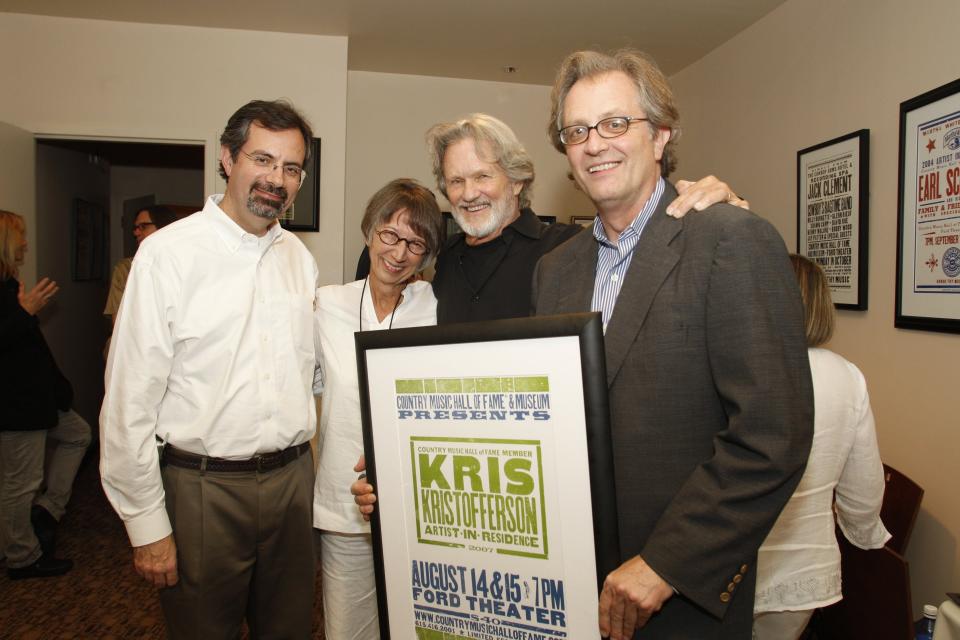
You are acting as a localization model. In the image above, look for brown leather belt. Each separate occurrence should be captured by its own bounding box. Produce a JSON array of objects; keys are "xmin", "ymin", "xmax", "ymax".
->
[{"xmin": 162, "ymin": 442, "xmax": 310, "ymax": 473}]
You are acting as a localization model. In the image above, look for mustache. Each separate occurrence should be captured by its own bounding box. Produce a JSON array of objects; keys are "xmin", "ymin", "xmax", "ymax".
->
[{"xmin": 251, "ymin": 181, "xmax": 289, "ymax": 202}]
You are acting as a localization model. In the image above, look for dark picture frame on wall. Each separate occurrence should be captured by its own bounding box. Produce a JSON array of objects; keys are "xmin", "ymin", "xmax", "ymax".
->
[
  {"xmin": 280, "ymin": 137, "xmax": 321, "ymax": 232},
  {"xmin": 797, "ymin": 129, "xmax": 870, "ymax": 310},
  {"xmin": 71, "ymin": 198, "xmax": 107, "ymax": 282},
  {"xmin": 896, "ymin": 78, "xmax": 960, "ymax": 334}
]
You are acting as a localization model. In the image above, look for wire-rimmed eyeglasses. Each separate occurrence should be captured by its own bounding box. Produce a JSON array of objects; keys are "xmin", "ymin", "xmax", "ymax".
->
[
  {"xmin": 376, "ymin": 229, "xmax": 428, "ymax": 255},
  {"xmin": 558, "ymin": 116, "xmax": 649, "ymax": 146},
  {"xmin": 239, "ymin": 149, "xmax": 306, "ymax": 186}
]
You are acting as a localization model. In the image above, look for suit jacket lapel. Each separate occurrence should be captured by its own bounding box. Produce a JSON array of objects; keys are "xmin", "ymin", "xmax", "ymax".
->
[
  {"xmin": 602, "ymin": 187, "xmax": 682, "ymax": 387},
  {"xmin": 551, "ymin": 229, "xmax": 597, "ymax": 314}
]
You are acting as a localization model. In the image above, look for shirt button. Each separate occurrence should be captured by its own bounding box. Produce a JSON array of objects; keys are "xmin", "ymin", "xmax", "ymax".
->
[
  {"xmin": 471, "ymin": 296, "xmax": 480, "ymax": 303},
  {"xmin": 611, "ymin": 273, "xmax": 619, "ymax": 282}
]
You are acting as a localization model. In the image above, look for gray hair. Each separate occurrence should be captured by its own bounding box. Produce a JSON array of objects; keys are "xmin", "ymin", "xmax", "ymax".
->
[
  {"xmin": 548, "ymin": 49, "xmax": 681, "ymax": 176},
  {"xmin": 426, "ymin": 113, "xmax": 535, "ymax": 209},
  {"xmin": 360, "ymin": 178, "xmax": 445, "ymax": 271}
]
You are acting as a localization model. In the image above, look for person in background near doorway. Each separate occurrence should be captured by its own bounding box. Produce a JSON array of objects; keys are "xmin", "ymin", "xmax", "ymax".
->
[
  {"xmin": 0, "ymin": 209, "xmax": 92, "ymax": 580},
  {"xmin": 103, "ymin": 205, "xmax": 178, "ymax": 327},
  {"xmin": 753, "ymin": 254, "xmax": 890, "ymax": 640}
]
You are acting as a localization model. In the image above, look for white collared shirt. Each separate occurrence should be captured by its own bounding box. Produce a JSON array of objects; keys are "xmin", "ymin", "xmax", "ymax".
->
[
  {"xmin": 312, "ymin": 278, "xmax": 437, "ymax": 533},
  {"xmin": 100, "ymin": 195, "xmax": 319, "ymax": 546},
  {"xmin": 755, "ymin": 348, "xmax": 890, "ymax": 612}
]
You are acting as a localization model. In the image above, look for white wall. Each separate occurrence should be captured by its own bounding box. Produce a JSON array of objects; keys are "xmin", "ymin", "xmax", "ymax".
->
[
  {"xmin": 0, "ymin": 121, "xmax": 36, "ymax": 285},
  {"xmin": 671, "ymin": 0, "xmax": 960, "ymax": 614},
  {"xmin": 344, "ymin": 71, "xmax": 593, "ymax": 279},
  {"xmin": 0, "ymin": 13, "xmax": 348, "ymax": 285}
]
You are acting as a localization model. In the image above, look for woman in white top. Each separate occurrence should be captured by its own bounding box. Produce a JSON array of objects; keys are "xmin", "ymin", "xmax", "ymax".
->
[
  {"xmin": 313, "ymin": 179, "xmax": 445, "ymax": 640},
  {"xmin": 753, "ymin": 254, "xmax": 891, "ymax": 639}
]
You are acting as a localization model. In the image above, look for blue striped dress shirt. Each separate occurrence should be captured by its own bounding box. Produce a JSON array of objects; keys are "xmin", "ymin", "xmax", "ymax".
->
[{"xmin": 590, "ymin": 177, "xmax": 665, "ymax": 331}]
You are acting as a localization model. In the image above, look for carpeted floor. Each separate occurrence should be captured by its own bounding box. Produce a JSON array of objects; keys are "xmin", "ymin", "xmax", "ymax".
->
[{"xmin": 0, "ymin": 447, "xmax": 325, "ymax": 639}]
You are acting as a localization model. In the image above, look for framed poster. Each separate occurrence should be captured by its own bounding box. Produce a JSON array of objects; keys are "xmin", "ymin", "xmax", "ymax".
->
[
  {"xmin": 896, "ymin": 78, "xmax": 960, "ymax": 333},
  {"xmin": 279, "ymin": 137, "xmax": 321, "ymax": 231},
  {"xmin": 71, "ymin": 198, "xmax": 107, "ymax": 282},
  {"xmin": 357, "ymin": 313, "xmax": 618, "ymax": 640},
  {"xmin": 571, "ymin": 215, "xmax": 595, "ymax": 227},
  {"xmin": 797, "ymin": 130, "xmax": 870, "ymax": 310}
]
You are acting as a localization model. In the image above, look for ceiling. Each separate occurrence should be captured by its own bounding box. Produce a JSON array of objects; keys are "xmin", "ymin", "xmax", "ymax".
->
[{"xmin": 1, "ymin": 0, "xmax": 788, "ymax": 85}]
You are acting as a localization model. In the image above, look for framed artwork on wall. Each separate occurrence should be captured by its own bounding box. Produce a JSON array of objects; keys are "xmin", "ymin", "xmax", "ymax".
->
[
  {"xmin": 71, "ymin": 198, "xmax": 107, "ymax": 282},
  {"xmin": 896, "ymin": 78, "xmax": 960, "ymax": 333},
  {"xmin": 279, "ymin": 137, "xmax": 321, "ymax": 232},
  {"xmin": 797, "ymin": 129, "xmax": 870, "ymax": 310}
]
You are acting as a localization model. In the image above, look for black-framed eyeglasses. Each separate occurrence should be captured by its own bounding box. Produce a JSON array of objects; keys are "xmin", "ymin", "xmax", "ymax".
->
[
  {"xmin": 376, "ymin": 229, "xmax": 428, "ymax": 255},
  {"xmin": 558, "ymin": 116, "xmax": 649, "ymax": 146},
  {"xmin": 239, "ymin": 149, "xmax": 306, "ymax": 186},
  {"xmin": 133, "ymin": 222, "xmax": 156, "ymax": 232}
]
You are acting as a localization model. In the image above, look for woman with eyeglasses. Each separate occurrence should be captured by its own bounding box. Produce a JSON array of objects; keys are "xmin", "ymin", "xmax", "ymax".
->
[
  {"xmin": 0, "ymin": 209, "xmax": 91, "ymax": 580},
  {"xmin": 313, "ymin": 178, "xmax": 445, "ymax": 640}
]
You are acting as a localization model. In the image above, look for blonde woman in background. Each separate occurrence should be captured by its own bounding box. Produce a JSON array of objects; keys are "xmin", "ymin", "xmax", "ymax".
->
[{"xmin": 753, "ymin": 254, "xmax": 891, "ymax": 639}]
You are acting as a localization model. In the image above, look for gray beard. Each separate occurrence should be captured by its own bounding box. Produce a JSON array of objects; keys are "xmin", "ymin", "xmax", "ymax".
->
[
  {"xmin": 247, "ymin": 193, "xmax": 285, "ymax": 220},
  {"xmin": 452, "ymin": 206, "xmax": 509, "ymax": 239}
]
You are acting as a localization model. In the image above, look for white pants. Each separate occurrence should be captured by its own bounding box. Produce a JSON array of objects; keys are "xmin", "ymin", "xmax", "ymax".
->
[
  {"xmin": 319, "ymin": 530, "xmax": 379, "ymax": 640},
  {"xmin": 753, "ymin": 609, "xmax": 814, "ymax": 640}
]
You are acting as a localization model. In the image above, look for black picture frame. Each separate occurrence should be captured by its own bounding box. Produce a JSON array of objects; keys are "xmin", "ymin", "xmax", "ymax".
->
[
  {"xmin": 279, "ymin": 137, "xmax": 321, "ymax": 232},
  {"xmin": 71, "ymin": 198, "xmax": 107, "ymax": 282},
  {"xmin": 896, "ymin": 78, "xmax": 960, "ymax": 334},
  {"xmin": 356, "ymin": 313, "xmax": 618, "ymax": 639},
  {"xmin": 797, "ymin": 129, "xmax": 870, "ymax": 310}
]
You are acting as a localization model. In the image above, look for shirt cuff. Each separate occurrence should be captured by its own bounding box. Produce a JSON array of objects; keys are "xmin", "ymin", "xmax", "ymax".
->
[{"xmin": 124, "ymin": 509, "xmax": 173, "ymax": 547}]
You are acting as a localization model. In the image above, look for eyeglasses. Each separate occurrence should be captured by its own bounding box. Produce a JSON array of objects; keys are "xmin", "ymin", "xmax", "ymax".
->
[
  {"xmin": 558, "ymin": 116, "xmax": 649, "ymax": 146},
  {"xmin": 239, "ymin": 149, "xmax": 307, "ymax": 186},
  {"xmin": 376, "ymin": 229, "xmax": 428, "ymax": 255},
  {"xmin": 133, "ymin": 222, "xmax": 156, "ymax": 232}
]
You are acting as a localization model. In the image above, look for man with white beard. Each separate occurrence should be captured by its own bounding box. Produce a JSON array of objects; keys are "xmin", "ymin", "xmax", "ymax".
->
[{"xmin": 425, "ymin": 113, "xmax": 746, "ymax": 323}]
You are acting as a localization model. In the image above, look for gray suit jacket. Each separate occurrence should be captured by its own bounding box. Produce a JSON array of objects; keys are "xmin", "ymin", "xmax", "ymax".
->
[{"xmin": 533, "ymin": 183, "xmax": 813, "ymax": 638}]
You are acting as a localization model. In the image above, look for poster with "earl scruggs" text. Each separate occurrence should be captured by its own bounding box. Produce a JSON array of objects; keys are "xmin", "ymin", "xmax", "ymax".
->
[
  {"xmin": 357, "ymin": 314, "xmax": 618, "ymax": 640},
  {"xmin": 897, "ymin": 78, "xmax": 960, "ymax": 333}
]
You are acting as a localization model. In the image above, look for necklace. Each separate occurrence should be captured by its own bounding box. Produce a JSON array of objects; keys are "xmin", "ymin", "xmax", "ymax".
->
[{"xmin": 359, "ymin": 276, "xmax": 402, "ymax": 330}]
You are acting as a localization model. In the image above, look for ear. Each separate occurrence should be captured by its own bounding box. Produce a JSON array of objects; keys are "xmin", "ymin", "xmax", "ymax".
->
[
  {"xmin": 652, "ymin": 127, "xmax": 671, "ymax": 162},
  {"xmin": 511, "ymin": 180, "xmax": 523, "ymax": 198},
  {"xmin": 220, "ymin": 145, "xmax": 234, "ymax": 178}
]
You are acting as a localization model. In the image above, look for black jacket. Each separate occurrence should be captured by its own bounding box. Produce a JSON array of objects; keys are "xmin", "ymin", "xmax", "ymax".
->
[
  {"xmin": 0, "ymin": 278, "xmax": 73, "ymax": 431},
  {"xmin": 432, "ymin": 208, "xmax": 583, "ymax": 324}
]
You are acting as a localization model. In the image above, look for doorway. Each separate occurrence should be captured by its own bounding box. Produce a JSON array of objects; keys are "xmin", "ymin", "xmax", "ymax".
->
[{"xmin": 34, "ymin": 138, "xmax": 204, "ymax": 429}]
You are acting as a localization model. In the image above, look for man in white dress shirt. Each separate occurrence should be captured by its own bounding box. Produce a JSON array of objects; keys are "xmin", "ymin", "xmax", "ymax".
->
[{"xmin": 100, "ymin": 100, "xmax": 320, "ymax": 638}]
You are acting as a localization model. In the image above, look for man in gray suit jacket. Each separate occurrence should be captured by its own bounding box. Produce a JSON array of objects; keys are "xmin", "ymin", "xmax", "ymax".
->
[{"xmin": 533, "ymin": 49, "xmax": 814, "ymax": 639}]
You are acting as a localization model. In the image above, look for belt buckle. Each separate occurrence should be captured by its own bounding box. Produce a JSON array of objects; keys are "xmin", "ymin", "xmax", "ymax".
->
[{"xmin": 254, "ymin": 454, "xmax": 265, "ymax": 473}]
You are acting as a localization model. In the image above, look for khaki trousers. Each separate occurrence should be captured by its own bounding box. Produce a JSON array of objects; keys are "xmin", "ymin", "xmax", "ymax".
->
[
  {"xmin": 159, "ymin": 451, "xmax": 315, "ymax": 639},
  {"xmin": 0, "ymin": 409, "xmax": 91, "ymax": 566}
]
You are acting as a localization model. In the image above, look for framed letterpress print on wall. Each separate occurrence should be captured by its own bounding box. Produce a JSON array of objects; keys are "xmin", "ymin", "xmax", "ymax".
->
[
  {"xmin": 896, "ymin": 78, "xmax": 960, "ymax": 334},
  {"xmin": 279, "ymin": 137, "xmax": 321, "ymax": 232},
  {"xmin": 797, "ymin": 129, "xmax": 870, "ymax": 310}
]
